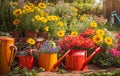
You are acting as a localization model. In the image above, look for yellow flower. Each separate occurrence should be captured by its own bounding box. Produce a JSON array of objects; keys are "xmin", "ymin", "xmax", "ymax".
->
[
  {"xmin": 34, "ymin": 15, "xmax": 41, "ymax": 21},
  {"xmin": 80, "ymin": 15, "xmax": 86, "ymax": 21},
  {"xmin": 40, "ymin": 11, "xmax": 45, "ymax": 17},
  {"xmin": 34, "ymin": 7, "xmax": 41, "ymax": 12},
  {"xmin": 44, "ymin": 26, "xmax": 49, "ymax": 31},
  {"xmin": 71, "ymin": 7, "xmax": 78, "ymax": 12},
  {"xmin": 27, "ymin": 38, "xmax": 36, "ymax": 45},
  {"xmin": 28, "ymin": 3, "xmax": 34, "ymax": 8},
  {"xmin": 57, "ymin": 30, "xmax": 65, "ymax": 37},
  {"xmin": 40, "ymin": 17, "xmax": 47, "ymax": 23},
  {"xmin": 22, "ymin": 10, "xmax": 27, "ymax": 14},
  {"xmin": 58, "ymin": 21, "xmax": 63, "ymax": 27},
  {"xmin": 104, "ymin": 37, "xmax": 112, "ymax": 45},
  {"xmin": 71, "ymin": 31, "xmax": 78, "ymax": 37},
  {"xmin": 12, "ymin": 2, "xmax": 18, "ymax": 6},
  {"xmin": 32, "ymin": 18, "xmax": 34, "ymax": 22},
  {"xmin": 96, "ymin": 29, "xmax": 105, "ymax": 36},
  {"xmin": 13, "ymin": 19, "xmax": 20, "ymax": 25},
  {"xmin": 13, "ymin": 9, "xmax": 22, "ymax": 16},
  {"xmin": 23, "ymin": 5, "xmax": 32, "ymax": 12},
  {"xmin": 92, "ymin": 35, "xmax": 103, "ymax": 44},
  {"xmin": 90, "ymin": 21, "xmax": 97, "ymax": 27},
  {"xmin": 38, "ymin": 2, "xmax": 46, "ymax": 9}
]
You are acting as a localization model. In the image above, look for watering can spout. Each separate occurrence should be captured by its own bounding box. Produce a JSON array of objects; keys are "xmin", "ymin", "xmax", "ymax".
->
[{"xmin": 80, "ymin": 47, "xmax": 102, "ymax": 70}]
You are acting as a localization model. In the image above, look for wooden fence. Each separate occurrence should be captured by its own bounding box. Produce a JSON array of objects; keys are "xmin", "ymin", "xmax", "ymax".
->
[{"xmin": 103, "ymin": 0, "xmax": 120, "ymax": 21}]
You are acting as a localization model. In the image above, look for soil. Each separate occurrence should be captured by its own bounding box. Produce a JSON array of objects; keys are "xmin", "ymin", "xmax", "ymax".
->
[{"xmin": 34, "ymin": 65, "xmax": 120, "ymax": 76}]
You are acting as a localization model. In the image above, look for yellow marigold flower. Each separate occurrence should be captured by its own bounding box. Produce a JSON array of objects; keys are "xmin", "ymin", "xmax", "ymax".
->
[
  {"xmin": 71, "ymin": 7, "xmax": 78, "ymax": 12},
  {"xmin": 28, "ymin": 3, "xmax": 34, "ymax": 8},
  {"xmin": 96, "ymin": 29, "xmax": 105, "ymax": 36},
  {"xmin": 34, "ymin": 15, "xmax": 41, "ymax": 21},
  {"xmin": 92, "ymin": 35, "xmax": 103, "ymax": 44},
  {"xmin": 53, "ymin": 16, "xmax": 58, "ymax": 21},
  {"xmin": 71, "ymin": 31, "xmax": 78, "ymax": 37},
  {"xmin": 50, "ymin": 3, "xmax": 54, "ymax": 6},
  {"xmin": 80, "ymin": 15, "xmax": 86, "ymax": 21},
  {"xmin": 47, "ymin": 16, "xmax": 54, "ymax": 21},
  {"xmin": 57, "ymin": 30, "xmax": 65, "ymax": 37},
  {"xmin": 58, "ymin": 21, "xmax": 63, "ymax": 27},
  {"xmin": 40, "ymin": 17, "xmax": 47, "ymax": 23},
  {"xmin": 30, "ymin": 9, "xmax": 34, "ymax": 13},
  {"xmin": 90, "ymin": 21, "xmax": 97, "ymax": 27},
  {"xmin": 12, "ymin": 2, "xmax": 18, "ymax": 6},
  {"xmin": 57, "ymin": 16, "xmax": 60, "ymax": 21},
  {"xmin": 38, "ymin": 2, "xmax": 46, "ymax": 9},
  {"xmin": 32, "ymin": 19, "xmax": 34, "ymax": 22},
  {"xmin": 27, "ymin": 38, "xmax": 36, "ymax": 45},
  {"xmin": 13, "ymin": 19, "xmax": 20, "ymax": 25},
  {"xmin": 22, "ymin": 10, "xmax": 27, "ymax": 14},
  {"xmin": 40, "ymin": 11, "xmax": 45, "ymax": 17},
  {"xmin": 44, "ymin": 26, "xmax": 49, "ymax": 31},
  {"xmin": 13, "ymin": 9, "xmax": 22, "ymax": 16},
  {"xmin": 34, "ymin": 7, "xmax": 41, "ymax": 12},
  {"xmin": 23, "ymin": 5, "xmax": 32, "ymax": 12},
  {"xmin": 104, "ymin": 37, "xmax": 112, "ymax": 45}
]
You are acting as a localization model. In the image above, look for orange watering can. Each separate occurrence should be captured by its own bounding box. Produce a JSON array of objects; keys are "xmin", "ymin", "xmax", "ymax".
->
[
  {"xmin": 51, "ymin": 47, "xmax": 101, "ymax": 71},
  {"xmin": 0, "ymin": 36, "xmax": 17, "ymax": 75}
]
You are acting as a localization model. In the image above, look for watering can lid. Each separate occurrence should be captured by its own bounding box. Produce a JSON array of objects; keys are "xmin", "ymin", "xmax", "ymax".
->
[{"xmin": 0, "ymin": 36, "xmax": 14, "ymax": 41}]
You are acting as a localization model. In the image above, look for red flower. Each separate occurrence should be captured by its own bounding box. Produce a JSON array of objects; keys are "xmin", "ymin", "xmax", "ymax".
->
[
  {"xmin": 81, "ymin": 28, "xmax": 95, "ymax": 36},
  {"xmin": 57, "ymin": 35, "xmax": 95, "ymax": 51}
]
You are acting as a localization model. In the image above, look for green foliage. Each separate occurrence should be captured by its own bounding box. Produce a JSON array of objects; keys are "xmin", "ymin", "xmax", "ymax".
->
[
  {"xmin": 0, "ymin": 0, "xmax": 14, "ymax": 32},
  {"xmin": 73, "ymin": 0, "xmax": 102, "ymax": 15},
  {"xmin": 58, "ymin": 69, "xmax": 67, "ymax": 74}
]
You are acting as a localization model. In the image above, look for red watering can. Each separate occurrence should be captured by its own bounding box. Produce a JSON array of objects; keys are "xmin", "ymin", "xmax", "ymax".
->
[{"xmin": 51, "ymin": 47, "xmax": 101, "ymax": 71}]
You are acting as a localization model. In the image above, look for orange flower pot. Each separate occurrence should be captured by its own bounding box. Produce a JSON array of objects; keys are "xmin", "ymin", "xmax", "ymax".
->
[{"xmin": 38, "ymin": 53, "xmax": 57, "ymax": 71}]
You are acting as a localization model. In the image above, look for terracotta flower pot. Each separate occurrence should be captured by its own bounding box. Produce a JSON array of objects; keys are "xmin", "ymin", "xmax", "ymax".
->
[{"xmin": 25, "ymin": 31, "xmax": 38, "ymax": 38}]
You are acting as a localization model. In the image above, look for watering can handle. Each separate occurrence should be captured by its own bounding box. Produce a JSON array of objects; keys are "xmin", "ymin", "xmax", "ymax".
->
[
  {"xmin": 9, "ymin": 45, "xmax": 17, "ymax": 67},
  {"xmin": 51, "ymin": 49, "xmax": 71, "ymax": 72},
  {"xmin": 80, "ymin": 47, "xmax": 102, "ymax": 70}
]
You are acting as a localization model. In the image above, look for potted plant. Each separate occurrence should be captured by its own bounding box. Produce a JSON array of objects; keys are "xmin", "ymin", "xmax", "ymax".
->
[
  {"xmin": 38, "ymin": 40, "xmax": 61, "ymax": 71},
  {"xmin": 12, "ymin": 2, "xmax": 48, "ymax": 38},
  {"xmin": 17, "ymin": 38, "xmax": 36, "ymax": 69}
]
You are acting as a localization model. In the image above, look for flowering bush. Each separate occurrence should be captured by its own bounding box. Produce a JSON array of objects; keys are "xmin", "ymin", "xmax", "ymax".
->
[
  {"xmin": 12, "ymin": 2, "xmax": 60, "ymax": 32},
  {"xmin": 57, "ymin": 35, "xmax": 95, "ymax": 51},
  {"xmin": 39, "ymin": 40, "xmax": 61, "ymax": 54}
]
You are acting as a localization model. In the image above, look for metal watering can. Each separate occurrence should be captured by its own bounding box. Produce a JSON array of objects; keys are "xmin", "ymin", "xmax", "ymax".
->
[
  {"xmin": 111, "ymin": 10, "xmax": 120, "ymax": 25},
  {"xmin": 0, "ymin": 36, "xmax": 17, "ymax": 74},
  {"xmin": 51, "ymin": 47, "xmax": 101, "ymax": 71}
]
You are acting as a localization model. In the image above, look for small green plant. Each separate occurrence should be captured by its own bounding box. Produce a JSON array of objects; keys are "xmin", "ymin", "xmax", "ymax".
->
[
  {"xmin": 58, "ymin": 69, "xmax": 67, "ymax": 74},
  {"xmin": 38, "ymin": 67, "xmax": 45, "ymax": 72}
]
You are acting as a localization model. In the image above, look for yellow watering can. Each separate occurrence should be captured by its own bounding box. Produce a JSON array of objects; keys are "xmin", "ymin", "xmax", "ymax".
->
[{"xmin": 0, "ymin": 36, "xmax": 17, "ymax": 75}]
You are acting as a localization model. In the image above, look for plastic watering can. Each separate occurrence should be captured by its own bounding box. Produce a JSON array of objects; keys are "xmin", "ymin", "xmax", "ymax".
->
[
  {"xmin": 0, "ymin": 36, "xmax": 17, "ymax": 74},
  {"xmin": 51, "ymin": 47, "xmax": 101, "ymax": 71}
]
